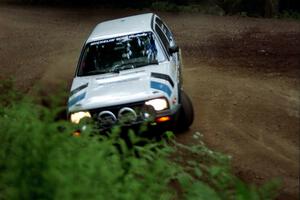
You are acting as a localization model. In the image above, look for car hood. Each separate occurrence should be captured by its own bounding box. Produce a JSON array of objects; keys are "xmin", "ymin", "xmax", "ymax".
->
[{"xmin": 68, "ymin": 64, "xmax": 170, "ymax": 112}]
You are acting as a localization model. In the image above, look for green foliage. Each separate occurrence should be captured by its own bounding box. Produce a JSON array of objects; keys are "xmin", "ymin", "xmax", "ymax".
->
[
  {"xmin": 0, "ymin": 85, "xmax": 280, "ymax": 200},
  {"xmin": 213, "ymin": 0, "xmax": 243, "ymax": 14},
  {"xmin": 151, "ymin": 0, "xmax": 299, "ymax": 18},
  {"xmin": 152, "ymin": 1, "xmax": 180, "ymax": 12},
  {"xmin": 0, "ymin": 97, "xmax": 175, "ymax": 200},
  {"xmin": 0, "ymin": 78, "xmax": 21, "ymax": 108},
  {"xmin": 151, "ymin": 1, "xmax": 223, "ymax": 14},
  {"xmin": 277, "ymin": 10, "xmax": 300, "ymax": 19},
  {"xmin": 8, "ymin": 0, "xmax": 300, "ymax": 18}
]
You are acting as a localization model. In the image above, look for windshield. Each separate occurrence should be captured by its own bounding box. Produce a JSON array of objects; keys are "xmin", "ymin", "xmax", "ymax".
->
[{"xmin": 77, "ymin": 32, "xmax": 165, "ymax": 76}]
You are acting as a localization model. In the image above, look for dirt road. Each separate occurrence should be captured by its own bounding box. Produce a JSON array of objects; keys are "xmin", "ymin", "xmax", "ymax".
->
[{"xmin": 0, "ymin": 4, "xmax": 299, "ymax": 199}]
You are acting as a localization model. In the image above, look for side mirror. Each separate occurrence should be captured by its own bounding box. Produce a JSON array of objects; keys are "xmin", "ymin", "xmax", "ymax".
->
[{"xmin": 169, "ymin": 45, "xmax": 179, "ymax": 54}]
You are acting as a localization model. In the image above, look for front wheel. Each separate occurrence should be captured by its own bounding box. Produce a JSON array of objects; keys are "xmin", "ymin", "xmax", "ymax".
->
[{"xmin": 176, "ymin": 90, "xmax": 194, "ymax": 132}]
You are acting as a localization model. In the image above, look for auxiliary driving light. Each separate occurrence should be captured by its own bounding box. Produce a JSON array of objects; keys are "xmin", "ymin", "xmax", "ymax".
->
[{"xmin": 70, "ymin": 111, "xmax": 91, "ymax": 124}]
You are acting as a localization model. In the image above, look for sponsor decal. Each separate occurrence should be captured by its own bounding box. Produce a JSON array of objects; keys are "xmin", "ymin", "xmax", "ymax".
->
[
  {"xmin": 150, "ymin": 81, "xmax": 172, "ymax": 97},
  {"xmin": 91, "ymin": 32, "xmax": 149, "ymax": 46}
]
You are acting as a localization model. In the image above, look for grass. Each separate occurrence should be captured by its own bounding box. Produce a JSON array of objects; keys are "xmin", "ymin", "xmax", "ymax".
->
[{"xmin": 0, "ymin": 79, "xmax": 280, "ymax": 200}]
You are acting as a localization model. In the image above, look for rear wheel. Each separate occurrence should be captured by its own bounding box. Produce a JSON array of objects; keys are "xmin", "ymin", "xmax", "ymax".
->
[{"xmin": 176, "ymin": 90, "xmax": 194, "ymax": 132}]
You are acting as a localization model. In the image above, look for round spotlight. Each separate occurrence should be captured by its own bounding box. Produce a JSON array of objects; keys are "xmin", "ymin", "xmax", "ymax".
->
[
  {"xmin": 98, "ymin": 111, "xmax": 117, "ymax": 127},
  {"xmin": 118, "ymin": 107, "xmax": 137, "ymax": 125}
]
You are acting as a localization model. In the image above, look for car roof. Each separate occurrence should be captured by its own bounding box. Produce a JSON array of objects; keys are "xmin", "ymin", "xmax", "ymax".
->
[{"xmin": 86, "ymin": 13, "xmax": 155, "ymax": 43}]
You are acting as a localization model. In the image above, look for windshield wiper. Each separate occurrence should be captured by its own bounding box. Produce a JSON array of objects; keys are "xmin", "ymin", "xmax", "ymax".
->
[
  {"xmin": 110, "ymin": 61, "xmax": 159, "ymax": 73},
  {"xmin": 83, "ymin": 69, "xmax": 108, "ymax": 76},
  {"xmin": 135, "ymin": 60, "xmax": 159, "ymax": 68},
  {"xmin": 110, "ymin": 64, "xmax": 135, "ymax": 73}
]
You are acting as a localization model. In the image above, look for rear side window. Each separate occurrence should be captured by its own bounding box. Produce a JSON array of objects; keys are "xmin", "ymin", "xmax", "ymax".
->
[
  {"xmin": 155, "ymin": 24, "xmax": 169, "ymax": 53},
  {"xmin": 155, "ymin": 17, "xmax": 174, "ymax": 43}
]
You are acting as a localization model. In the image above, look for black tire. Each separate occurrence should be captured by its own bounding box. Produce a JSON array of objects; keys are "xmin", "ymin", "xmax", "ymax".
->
[{"xmin": 177, "ymin": 90, "xmax": 194, "ymax": 132}]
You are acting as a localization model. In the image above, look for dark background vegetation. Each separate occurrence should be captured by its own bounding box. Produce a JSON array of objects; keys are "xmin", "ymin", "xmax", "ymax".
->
[{"xmin": 4, "ymin": 0, "xmax": 300, "ymax": 17}]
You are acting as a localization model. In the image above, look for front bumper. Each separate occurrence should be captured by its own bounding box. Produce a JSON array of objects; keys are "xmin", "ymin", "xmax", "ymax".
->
[{"xmin": 73, "ymin": 102, "xmax": 181, "ymax": 134}]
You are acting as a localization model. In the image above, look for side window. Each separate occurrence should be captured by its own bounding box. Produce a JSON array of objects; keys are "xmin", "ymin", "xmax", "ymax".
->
[
  {"xmin": 155, "ymin": 17, "xmax": 175, "ymax": 45},
  {"xmin": 155, "ymin": 24, "xmax": 169, "ymax": 54}
]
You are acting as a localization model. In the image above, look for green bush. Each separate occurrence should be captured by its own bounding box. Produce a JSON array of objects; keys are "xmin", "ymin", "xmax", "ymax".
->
[
  {"xmin": 152, "ymin": 1, "xmax": 180, "ymax": 12},
  {"xmin": 277, "ymin": 10, "xmax": 300, "ymax": 19},
  {"xmin": 0, "ymin": 85, "xmax": 280, "ymax": 200},
  {"xmin": 0, "ymin": 97, "xmax": 176, "ymax": 200},
  {"xmin": 151, "ymin": 1, "xmax": 223, "ymax": 14}
]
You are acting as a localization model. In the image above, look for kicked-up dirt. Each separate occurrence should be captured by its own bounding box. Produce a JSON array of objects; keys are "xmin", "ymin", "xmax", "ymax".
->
[{"xmin": 0, "ymin": 3, "xmax": 299, "ymax": 199}]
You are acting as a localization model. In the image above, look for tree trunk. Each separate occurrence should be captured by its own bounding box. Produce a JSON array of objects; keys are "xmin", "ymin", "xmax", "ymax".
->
[{"xmin": 264, "ymin": 0, "xmax": 278, "ymax": 17}]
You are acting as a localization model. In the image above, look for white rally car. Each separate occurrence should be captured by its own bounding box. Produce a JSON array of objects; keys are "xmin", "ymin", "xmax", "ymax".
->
[{"xmin": 68, "ymin": 13, "xmax": 193, "ymax": 132}]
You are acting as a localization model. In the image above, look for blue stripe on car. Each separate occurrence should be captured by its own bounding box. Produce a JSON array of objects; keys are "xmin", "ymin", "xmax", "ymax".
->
[
  {"xmin": 150, "ymin": 81, "xmax": 172, "ymax": 97},
  {"xmin": 68, "ymin": 92, "xmax": 86, "ymax": 107}
]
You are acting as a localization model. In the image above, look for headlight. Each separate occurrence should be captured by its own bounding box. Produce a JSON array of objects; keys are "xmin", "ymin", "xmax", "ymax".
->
[
  {"xmin": 70, "ymin": 111, "xmax": 91, "ymax": 124},
  {"xmin": 145, "ymin": 98, "xmax": 169, "ymax": 111}
]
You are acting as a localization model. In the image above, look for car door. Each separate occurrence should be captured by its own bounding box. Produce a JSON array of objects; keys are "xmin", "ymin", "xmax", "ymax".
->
[{"xmin": 154, "ymin": 16, "xmax": 181, "ymax": 91}]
